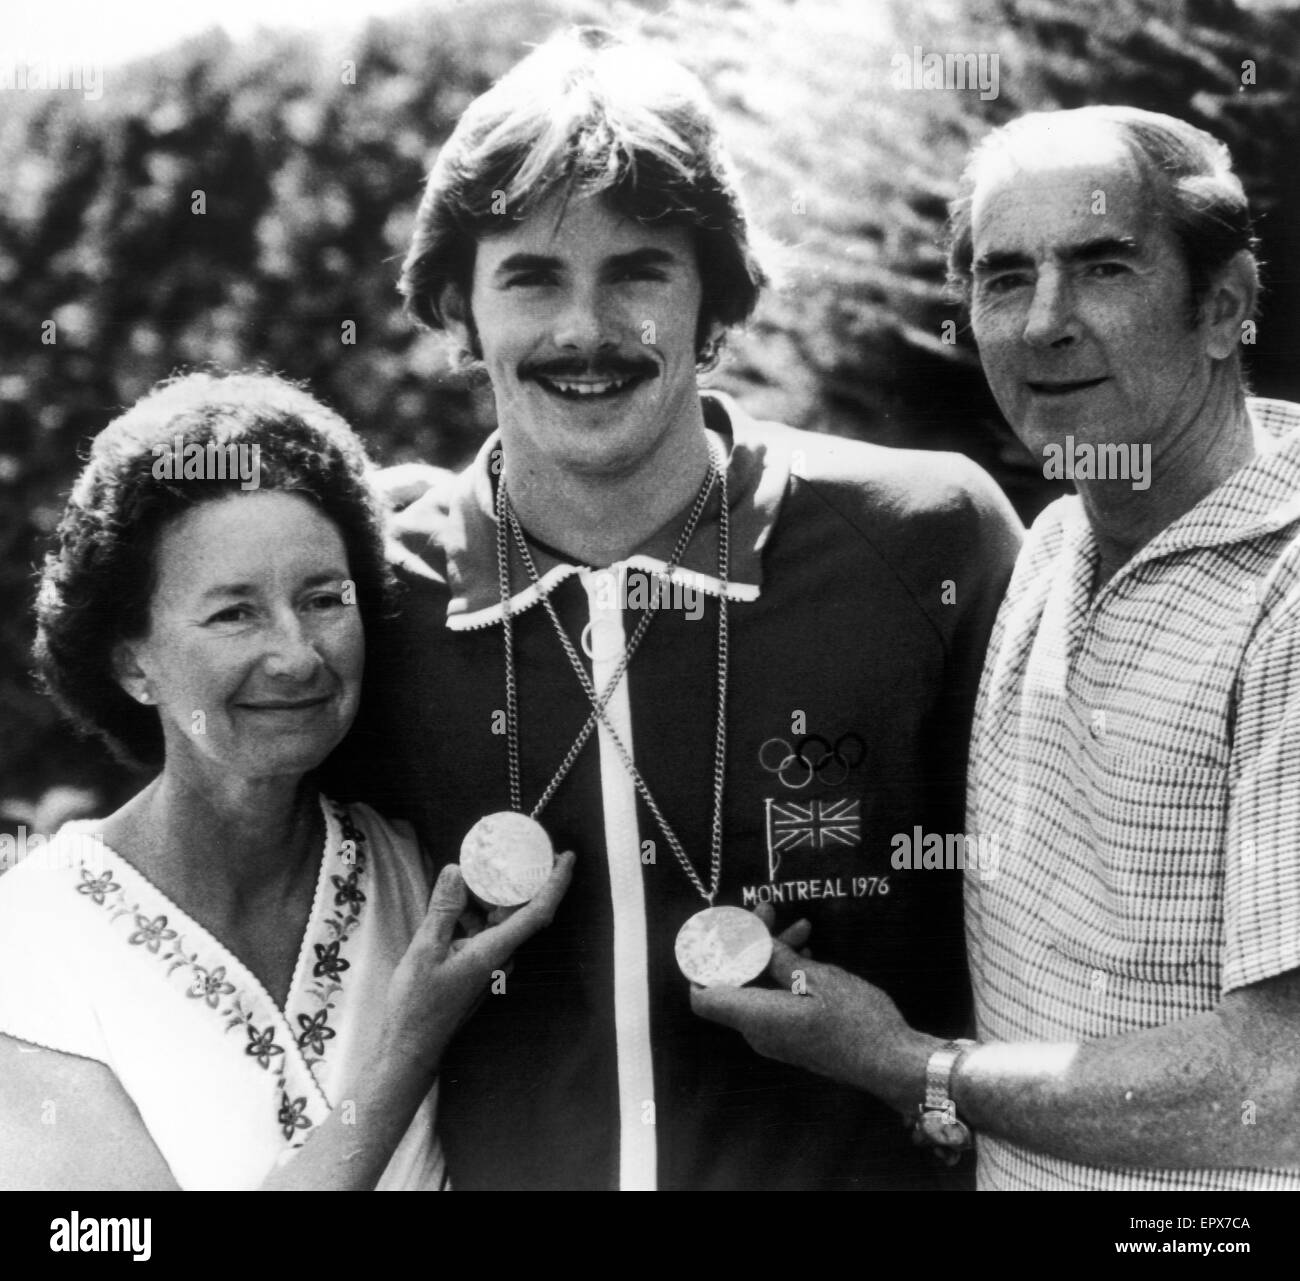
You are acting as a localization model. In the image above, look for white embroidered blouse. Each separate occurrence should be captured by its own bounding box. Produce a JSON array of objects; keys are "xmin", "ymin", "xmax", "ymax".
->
[{"xmin": 0, "ymin": 796, "xmax": 446, "ymax": 1190}]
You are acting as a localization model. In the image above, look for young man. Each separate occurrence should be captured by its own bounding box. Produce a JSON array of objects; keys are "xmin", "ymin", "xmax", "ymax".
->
[
  {"xmin": 334, "ymin": 28, "xmax": 1021, "ymax": 1189},
  {"xmin": 695, "ymin": 106, "xmax": 1300, "ymax": 1191}
]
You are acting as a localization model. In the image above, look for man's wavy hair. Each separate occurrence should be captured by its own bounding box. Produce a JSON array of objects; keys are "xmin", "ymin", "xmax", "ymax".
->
[
  {"xmin": 398, "ymin": 26, "xmax": 768, "ymax": 366},
  {"xmin": 946, "ymin": 105, "xmax": 1260, "ymax": 325},
  {"xmin": 34, "ymin": 370, "xmax": 393, "ymax": 772}
]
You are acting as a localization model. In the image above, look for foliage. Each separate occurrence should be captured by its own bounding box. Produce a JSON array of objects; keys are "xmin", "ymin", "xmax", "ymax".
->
[{"xmin": 2, "ymin": 0, "xmax": 1297, "ymax": 807}]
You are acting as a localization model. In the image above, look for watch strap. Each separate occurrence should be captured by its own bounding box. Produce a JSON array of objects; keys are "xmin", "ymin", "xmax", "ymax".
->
[{"xmin": 925, "ymin": 1038, "xmax": 976, "ymax": 1113}]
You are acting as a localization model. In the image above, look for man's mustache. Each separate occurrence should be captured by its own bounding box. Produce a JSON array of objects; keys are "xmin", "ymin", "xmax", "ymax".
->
[{"xmin": 521, "ymin": 356, "xmax": 658, "ymax": 380}]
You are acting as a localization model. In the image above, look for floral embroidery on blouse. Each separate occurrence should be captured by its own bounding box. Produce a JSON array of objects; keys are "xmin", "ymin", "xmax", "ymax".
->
[
  {"xmin": 278, "ymin": 1093, "xmax": 312, "ymax": 1141},
  {"xmin": 245, "ymin": 1024, "xmax": 287, "ymax": 1068},
  {"xmin": 71, "ymin": 797, "xmax": 370, "ymax": 1151},
  {"xmin": 295, "ymin": 1009, "xmax": 336, "ymax": 1055},
  {"xmin": 331, "ymin": 870, "xmax": 365, "ymax": 913},
  {"xmin": 188, "ymin": 965, "xmax": 236, "ymax": 1008},
  {"xmin": 76, "ymin": 868, "xmax": 120, "ymax": 905},
  {"xmin": 311, "ymin": 940, "xmax": 350, "ymax": 980},
  {"xmin": 128, "ymin": 913, "xmax": 178, "ymax": 953}
]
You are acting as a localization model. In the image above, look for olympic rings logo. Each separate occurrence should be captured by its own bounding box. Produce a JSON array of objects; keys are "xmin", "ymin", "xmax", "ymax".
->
[{"xmin": 758, "ymin": 733, "xmax": 866, "ymax": 789}]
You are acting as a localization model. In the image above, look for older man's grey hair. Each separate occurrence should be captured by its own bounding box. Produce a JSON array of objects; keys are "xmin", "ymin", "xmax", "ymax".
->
[{"xmin": 946, "ymin": 105, "xmax": 1260, "ymax": 331}]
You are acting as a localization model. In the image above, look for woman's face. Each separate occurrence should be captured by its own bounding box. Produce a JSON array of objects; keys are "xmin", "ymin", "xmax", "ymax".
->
[{"xmin": 117, "ymin": 491, "xmax": 365, "ymax": 787}]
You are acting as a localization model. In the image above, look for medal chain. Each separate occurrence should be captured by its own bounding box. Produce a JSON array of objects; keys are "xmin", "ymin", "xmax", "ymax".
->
[
  {"xmin": 495, "ymin": 443, "xmax": 730, "ymax": 906},
  {"xmin": 495, "ymin": 447, "xmax": 716, "ymax": 815}
]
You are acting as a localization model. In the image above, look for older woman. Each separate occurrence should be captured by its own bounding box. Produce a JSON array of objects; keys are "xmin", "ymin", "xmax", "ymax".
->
[{"xmin": 0, "ymin": 371, "xmax": 570, "ymax": 1190}]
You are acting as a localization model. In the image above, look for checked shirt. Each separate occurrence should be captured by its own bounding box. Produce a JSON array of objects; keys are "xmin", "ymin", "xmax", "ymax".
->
[{"xmin": 966, "ymin": 398, "xmax": 1300, "ymax": 1191}]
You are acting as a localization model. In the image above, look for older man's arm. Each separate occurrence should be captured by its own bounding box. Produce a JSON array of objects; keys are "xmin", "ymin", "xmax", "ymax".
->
[{"xmin": 692, "ymin": 938, "xmax": 1300, "ymax": 1170}]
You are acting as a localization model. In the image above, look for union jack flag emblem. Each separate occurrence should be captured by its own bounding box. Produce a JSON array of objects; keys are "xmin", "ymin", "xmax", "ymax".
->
[{"xmin": 765, "ymin": 798, "xmax": 861, "ymax": 879}]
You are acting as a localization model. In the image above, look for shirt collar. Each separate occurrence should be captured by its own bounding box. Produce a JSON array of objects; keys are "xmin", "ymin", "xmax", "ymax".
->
[
  {"xmin": 1045, "ymin": 397, "xmax": 1300, "ymax": 606},
  {"xmin": 1124, "ymin": 397, "xmax": 1300, "ymax": 565},
  {"xmin": 439, "ymin": 392, "xmax": 790, "ymax": 630}
]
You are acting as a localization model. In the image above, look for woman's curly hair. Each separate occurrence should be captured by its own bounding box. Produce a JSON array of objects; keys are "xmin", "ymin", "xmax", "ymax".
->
[{"xmin": 33, "ymin": 370, "xmax": 393, "ymax": 771}]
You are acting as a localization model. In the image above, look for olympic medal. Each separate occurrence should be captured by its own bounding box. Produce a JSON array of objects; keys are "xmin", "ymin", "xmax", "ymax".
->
[
  {"xmin": 674, "ymin": 906, "xmax": 773, "ymax": 987},
  {"xmin": 459, "ymin": 812, "xmax": 555, "ymax": 907}
]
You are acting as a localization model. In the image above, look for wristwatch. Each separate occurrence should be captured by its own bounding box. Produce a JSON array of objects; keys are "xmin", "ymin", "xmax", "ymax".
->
[{"xmin": 913, "ymin": 1038, "xmax": 976, "ymax": 1159}]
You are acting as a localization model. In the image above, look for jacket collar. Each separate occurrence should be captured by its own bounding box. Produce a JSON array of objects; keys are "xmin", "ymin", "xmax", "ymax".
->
[{"xmin": 437, "ymin": 392, "xmax": 790, "ymax": 631}]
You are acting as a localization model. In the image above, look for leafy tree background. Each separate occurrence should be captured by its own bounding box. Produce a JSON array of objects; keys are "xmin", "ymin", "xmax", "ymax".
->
[{"xmin": 2, "ymin": 0, "xmax": 1297, "ymax": 817}]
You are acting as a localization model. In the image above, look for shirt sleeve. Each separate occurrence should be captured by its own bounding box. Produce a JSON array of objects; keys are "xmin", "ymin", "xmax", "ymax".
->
[
  {"xmin": 1223, "ymin": 598, "xmax": 1300, "ymax": 992},
  {"xmin": 0, "ymin": 864, "xmax": 113, "ymax": 1063}
]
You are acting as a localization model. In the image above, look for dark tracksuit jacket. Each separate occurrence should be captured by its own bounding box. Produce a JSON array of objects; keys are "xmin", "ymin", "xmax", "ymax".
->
[{"xmin": 327, "ymin": 392, "xmax": 1023, "ymax": 1189}]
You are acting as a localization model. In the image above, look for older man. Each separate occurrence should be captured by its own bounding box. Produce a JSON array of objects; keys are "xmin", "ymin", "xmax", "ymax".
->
[
  {"xmin": 331, "ymin": 28, "xmax": 1021, "ymax": 1189},
  {"xmin": 695, "ymin": 105, "xmax": 1300, "ymax": 1190}
]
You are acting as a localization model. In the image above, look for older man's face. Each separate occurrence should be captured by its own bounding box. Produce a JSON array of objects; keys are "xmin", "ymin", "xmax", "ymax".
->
[{"xmin": 969, "ymin": 137, "xmax": 1218, "ymax": 466}]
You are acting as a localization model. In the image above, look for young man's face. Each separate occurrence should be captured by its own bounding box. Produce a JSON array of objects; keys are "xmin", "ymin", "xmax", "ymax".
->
[
  {"xmin": 969, "ymin": 136, "xmax": 1225, "ymax": 465},
  {"xmin": 454, "ymin": 190, "xmax": 707, "ymax": 478}
]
